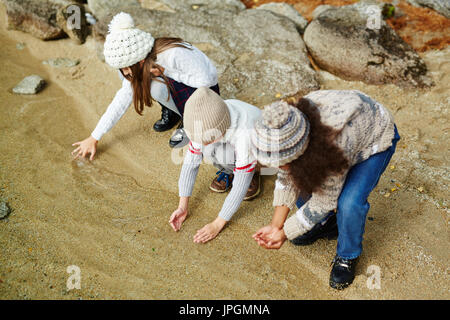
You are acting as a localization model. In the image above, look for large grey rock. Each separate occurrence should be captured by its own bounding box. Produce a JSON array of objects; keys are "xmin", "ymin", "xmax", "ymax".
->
[
  {"xmin": 407, "ymin": 0, "xmax": 450, "ymax": 19},
  {"xmin": 156, "ymin": 0, "xmax": 245, "ymax": 13},
  {"xmin": 3, "ymin": 0, "xmax": 66, "ymax": 40},
  {"xmin": 2, "ymin": 0, "xmax": 89, "ymax": 41},
  {"xmin": 91, "ymin": 1, "xmax": 319, "ymax": 105},
  {"xmin": 13, "ymin": 75, "xmax": 46, "ymax": 94},
  {"xmin": 255, "ymin": 2, "xmax": 308, "ymax": 34},
  {"xmin": 304, "ymin": 1, "xmax": 434, "ymax": 88},
  {"xmin": 312, "ymin": 5, "xmax": 333, "ymax": 20},
  {"xmin": 56, "ymin": 2, "xmax": 89, "ymax": 44},
  {"xmin": 87, "ymin": 0, "xmax": 141, "ymax": 19}
]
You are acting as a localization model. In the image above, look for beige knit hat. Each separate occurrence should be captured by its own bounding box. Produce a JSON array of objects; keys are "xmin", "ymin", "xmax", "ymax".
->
[
  {"xmin": 251, "ymin": 100, "xmax": 310, "ymax": 167},
  {"xmin": 183, "ymin": 87, "xmax": 231, "ymax": 145}
]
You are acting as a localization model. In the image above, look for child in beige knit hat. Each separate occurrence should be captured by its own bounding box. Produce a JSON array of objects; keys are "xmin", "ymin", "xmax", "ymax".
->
[{"xmin": 169, "ymin": 87, "xmax": 262, "ymax": 243}]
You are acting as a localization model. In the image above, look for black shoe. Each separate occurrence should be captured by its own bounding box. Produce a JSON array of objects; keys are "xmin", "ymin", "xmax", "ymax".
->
[
  {"xmin": 290, "ymin": 214, "xmax": 338, "ymax": 246},
  {"xmin": 169, "ymin": 122, "xmax": 189, "ymax": 148},
  {"xmin": 153, "ymin": 106, "xmax": 180, "ymax": 132},
  {"xmin": 329, "ymin": 255, "xmax": 359, "ymax": 290}
]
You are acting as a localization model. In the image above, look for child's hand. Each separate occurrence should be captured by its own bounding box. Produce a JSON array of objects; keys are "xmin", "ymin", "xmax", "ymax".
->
[
  {"xmin": 72, "ymin": 136, "xmax": 98, "ymax": 161},
  {"xmin": 169, "ymin": 207, "xmax": 188, "ymax": 231},
  {"xmin": 252, "ymin": 225, "xmax": 287, "ymax": 249}
]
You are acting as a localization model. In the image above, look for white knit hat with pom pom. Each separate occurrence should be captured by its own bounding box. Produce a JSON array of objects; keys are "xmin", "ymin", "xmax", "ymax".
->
[
  {"xmin": 251, "ymin": 100, "xmax": 310, "ymax": 167},
  {"xmin": 103, "ymin": 12, "xmax": 155, "ymax": 69}
]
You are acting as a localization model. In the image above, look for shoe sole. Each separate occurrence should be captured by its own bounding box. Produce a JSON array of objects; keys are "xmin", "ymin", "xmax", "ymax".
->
[
  {"xmin": 291, "ymin": 229, "xmax": 338, "ymax": 246},
  {"xmin": 329, "ymin": 279, "xmax": 353, "ymax": 290},
  {"xmin": 209, "ymin": 185, "xmax": 231, "ymax": 193},
  {"xmin": 153, "ymin": 120, "xmax": 180, "ymax": 132}
]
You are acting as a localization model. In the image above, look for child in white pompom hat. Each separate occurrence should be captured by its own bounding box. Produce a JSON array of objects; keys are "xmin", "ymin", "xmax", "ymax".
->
[{"xmin": 72, "ymin": 12, "xmax": 220, "ymax": 158}]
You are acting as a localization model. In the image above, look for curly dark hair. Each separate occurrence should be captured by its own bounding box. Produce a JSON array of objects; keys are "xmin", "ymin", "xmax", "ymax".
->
[{"xmin": 287, "ymin": 98, "xmax": 350, "ymax": 197}]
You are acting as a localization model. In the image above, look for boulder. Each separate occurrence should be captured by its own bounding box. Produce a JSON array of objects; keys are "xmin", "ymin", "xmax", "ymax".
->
[
  {"xmin": 56, "ymin": 2, "xmax": 89, "ymax": 44},
  {"xmin": 2, "ymin": 0, "xmax": 89, "ymax": 42},
  {"xmin": 90, "ymin": 1, "xmax": 319, "ymax": 105},
  {"xmin": 3, "ymin": 0, "xmax": 66, "ymax": 40},
  {"xmin": 303, "ymin": 1, "xmax": 434, "ymax": 88},
  {"xmin": 255, "ymin": 2, "xmax": 308, "ymax": 34},
  {"xmin": 156, "ymin": 0, "xmax": 246, "ymax": 13},
  {"xmin": 12, "ymin": 75, "xmax": 46, "ymax": 94},
  {"xmin": 407, "ymin": 0, "xmax": 450, "ymax": 19}
]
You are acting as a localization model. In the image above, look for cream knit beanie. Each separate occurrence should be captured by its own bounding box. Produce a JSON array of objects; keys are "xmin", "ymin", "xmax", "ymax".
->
[
  {"xmin": 251, "ymin": 100, "xmax": 310, "ymax": 167},
  {"xmin": 103, "ymin": 12, "xmax": 155, "ymax": 69},
  {"xmin": 184, "ymin": 87, "xmax": 231, "ymax": 145}
]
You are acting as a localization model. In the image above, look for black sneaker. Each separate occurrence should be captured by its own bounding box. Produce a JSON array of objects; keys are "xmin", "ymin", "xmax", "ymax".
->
[
  {"xmin": 290, "ymin": 214, "xmax": 338, "ymax": 246},
  {"xmin": 153, "ymin": 106, "xmax": 180, "ymax": 132},
  {"xmin": 329, "ymin": 255, "xmax": 359, "ymax": 290}
]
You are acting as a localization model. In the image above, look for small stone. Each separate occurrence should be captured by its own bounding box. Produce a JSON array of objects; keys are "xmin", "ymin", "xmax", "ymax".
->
[
  {"xmin": 16, "ymin": 42, "xmax": 26, "ymax": 50},
  {"xmin": 0, "ymin": 202, "xmax": 11, "ymax": 219},
  {"xmin": 42, "ymin": 58, "xmax": 80, "ymax": 68},
  {"xmin": 384, "ymin": 192, "xmax": 391, "ymax": 198},
  {"xmin": 417, "ymin": 187, "xmax": 424, "ymax": 193},
  {"xmin": 12, "ymin": 75, "xmax": 46, "ymax": 95},
  {"xmin": 390, "ymin": 165, "xmax": 395, "ymax": 170},
  {"xmin": 368, "ymin": 217, "xmax": 374, "ymax": 221}
]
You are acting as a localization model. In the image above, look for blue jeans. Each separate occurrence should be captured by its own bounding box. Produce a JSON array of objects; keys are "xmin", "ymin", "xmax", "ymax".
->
[{"xmin": 295, "ymin": 126, "xmax": 400, "ymax": 259}]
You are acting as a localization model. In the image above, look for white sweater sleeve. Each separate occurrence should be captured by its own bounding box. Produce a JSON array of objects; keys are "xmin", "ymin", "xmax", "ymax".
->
[
  {"xmin": 91, "ymin": 78, "xmax": 133, "ymax": 141},
  {"xmin": 178, "ymin": 142, "xmax": 203, "ymax": 197}
]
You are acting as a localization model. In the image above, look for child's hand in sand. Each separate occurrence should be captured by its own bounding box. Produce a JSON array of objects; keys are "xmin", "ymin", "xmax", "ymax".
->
[
  {"xmin": 72, "ymin": 136, "xmax": 98, "ymax": 161},
  {"xmin": 169, "ymin": 207, "xmax": 188, "ymax": 231},
  {"xmin": 253, "ymin": 225, "xmax": 287, "ymax": 249},
  {"xmin": 193, "ymin": 217, "xmax": 227, "ymax": 243}
]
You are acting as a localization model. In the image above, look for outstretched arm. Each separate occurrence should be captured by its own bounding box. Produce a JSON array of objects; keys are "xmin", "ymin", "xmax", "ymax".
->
[
  {"xmin": 193, "ymin": 161, "xmax": 256, "ymax": 244},
  {"xmin": 72, "ymin": 77, "xmax": 133, "ymax": 160},
  {"xmin": 90, "ymin": 77, "xmax": 133, "ymax": 141},
  {"xmin": 169, "ymin": 142, "xmax": 203, "ymax": 231}
]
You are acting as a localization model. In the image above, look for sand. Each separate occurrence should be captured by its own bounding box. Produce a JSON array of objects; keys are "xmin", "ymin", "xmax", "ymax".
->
[{"xmin": 0, "ymin": 2, "xmax": 448, "ymax": 299}]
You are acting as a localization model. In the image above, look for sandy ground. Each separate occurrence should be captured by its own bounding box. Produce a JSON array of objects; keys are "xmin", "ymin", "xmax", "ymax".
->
[{"xmin": 0, "ymin": 2, "xmax": 448, "ymax": 299}]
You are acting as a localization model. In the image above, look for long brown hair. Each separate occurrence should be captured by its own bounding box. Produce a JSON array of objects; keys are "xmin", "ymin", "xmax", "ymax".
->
[
  {"xmin": 120, "ymin": 37, "xmax": 192, "ymax": 115},
  {"xmin": 287, "ymin": 98, "xmax": 350, "ymax": 196}
]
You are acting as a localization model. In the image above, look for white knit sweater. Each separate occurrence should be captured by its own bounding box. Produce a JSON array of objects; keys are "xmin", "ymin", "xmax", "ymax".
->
[
  {"xmin": 178, "ymin": 99, "xmax": 262, "ymax": 221},
  {"xmin": 91, "ymin": 44, "xmax": 218, "ymax": 141}
]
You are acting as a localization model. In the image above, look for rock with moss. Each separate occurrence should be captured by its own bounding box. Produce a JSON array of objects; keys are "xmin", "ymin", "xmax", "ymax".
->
[{"xmin": 304, "ymin": 1, "xmax": 434, "ymax": 88}]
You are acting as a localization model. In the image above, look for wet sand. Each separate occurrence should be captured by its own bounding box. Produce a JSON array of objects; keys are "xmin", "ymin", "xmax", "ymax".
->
[{"xmin": 0, "ymin": 3, "xmax": 448, "ymax": 299}]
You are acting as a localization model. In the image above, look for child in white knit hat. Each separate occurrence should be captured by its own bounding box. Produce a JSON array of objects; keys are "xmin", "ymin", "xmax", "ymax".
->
[
  {"xmin": 72, "ymin": 12, "xmax": 219, "ymax": 159},
  {"xmin": 169, "ymin": 87, "xmax": 262, "ymax": 243}
]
